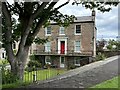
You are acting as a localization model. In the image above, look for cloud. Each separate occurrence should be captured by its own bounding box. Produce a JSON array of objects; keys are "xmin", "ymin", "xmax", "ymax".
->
[{"xmin": 57, "ymin": 1, "xmax": 118, "ymax": 40}]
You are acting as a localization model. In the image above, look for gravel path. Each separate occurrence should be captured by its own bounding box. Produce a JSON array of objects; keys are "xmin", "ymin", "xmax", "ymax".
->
[{"xmin": 24, "ymin": 56, "xmax": 119, "ymax": 88}]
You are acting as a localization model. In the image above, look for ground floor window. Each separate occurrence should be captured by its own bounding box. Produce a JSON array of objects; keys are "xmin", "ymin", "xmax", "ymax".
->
[
  {"xmin": 74, "ymin": 57, "xmax": 80, "ymax": 66},
  {"xmin": 45, "ymin": 56, "xmax": 51, "ymax": 65},
  {"xmin": 61, "ymin": 57, "xmax": 65, "ymax": 64}
]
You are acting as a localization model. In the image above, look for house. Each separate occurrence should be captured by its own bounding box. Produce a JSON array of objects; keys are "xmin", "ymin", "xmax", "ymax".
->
[
  {"xmin": 30, "ymin": 10, "xmax": 97, "ymax": 68},
  {"xmin": 0, "ymin": 41, "xmax": 19, "ymax": 60},
  {"xmin": 0, "ymin": 48, "xmax": 6, "ymax": 60}
]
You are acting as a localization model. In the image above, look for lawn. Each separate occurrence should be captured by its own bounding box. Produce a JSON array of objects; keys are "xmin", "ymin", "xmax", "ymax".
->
[
  {"xmin": 24, "ymin": 68, "xmax": 66, "ymax": 83},
  {"xmin": 2, "ymin": 68, "xmax": 66, "ymax": 88},
  {"xmin": 0, "ymin": 60, "xmax": 3, "ymax": 65},
  {"xmin": 91, "ymin": 76, "xmax": 120, "ymax": 88}
]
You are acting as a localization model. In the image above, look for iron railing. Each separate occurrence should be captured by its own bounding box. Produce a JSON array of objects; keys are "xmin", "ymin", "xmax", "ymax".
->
[{"xmin": 33, "ymin": 50, "xmax": 93, "ymax": 56}]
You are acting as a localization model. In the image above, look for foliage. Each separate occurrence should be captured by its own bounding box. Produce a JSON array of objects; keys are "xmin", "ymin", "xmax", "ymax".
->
[
  {"xmin": 96, "ymin": 39, "xmax": 107, "ymax": 51},
  {"xmin": 44, "ymin": 63, "xmax": 51, "ymax": 69},
  {"xmin": 2, "ymin": 69, "xmax": 66, "ymax": 88},
  {"xmin": 29, "ymin": 54, "xmax": 36, "ymax": 61},
  {"xmin": 96, "ymin": 52, "xmax": 106, "ymax": 61},
  {"xmin": 68, "ymin": 64, "xmax": 76, "ymax": 69},
  {"xmin": 106, "ymin": 39, "xmax": 120, "ymax": 51},
  {"xmin": 27, "ymin": 60, "xmax": 41, "ymax": 68},
  {"xmin": 0, "ymin": 59, "xmax": 9, "ymax": 65},
  {"xmin": 1, "ymin": 64, "xmax": 18, "ymax": 84},
  {"xmin": 73, "ymin": 1, "xmax": 119, "ymax": 12}
]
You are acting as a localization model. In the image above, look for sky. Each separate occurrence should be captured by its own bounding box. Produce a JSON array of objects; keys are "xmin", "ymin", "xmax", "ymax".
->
[
  {"xmin": 7, "ymin": 0, "xmax": 119, "ymax": 40},
  {"xmin": 54, "ymin": 0, "xmax": 119, "ymax": 40}
]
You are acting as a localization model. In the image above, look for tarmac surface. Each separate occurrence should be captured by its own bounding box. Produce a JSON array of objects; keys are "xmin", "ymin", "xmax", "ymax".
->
[{"xmin": 24, "ymin": 56, "xmax": 119, "ymax": 88}]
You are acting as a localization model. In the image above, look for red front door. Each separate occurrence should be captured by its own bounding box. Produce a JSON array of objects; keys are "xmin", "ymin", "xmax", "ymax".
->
[{"xmin": 60, "ymin": 41, "xmax": 65, "ymax": 54}]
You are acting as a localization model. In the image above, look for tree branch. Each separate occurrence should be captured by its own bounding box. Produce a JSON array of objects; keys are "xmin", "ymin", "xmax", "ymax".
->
[
  {"xmin": 2, "ymin": 2, "xmax": 15, "ymax": 62},
  {"xmin": 25, "ymin": 1, "xmax": 58, "ymax": 46},
  {"xmin": 54, "ymin": 0, "xmax": 70, "ymax": 11},
  {"xmin": 33, "ymin": 2, "xmax": 49, "ymax": 19},
  {"xmin": 15, "ymin": 2, "xmax": 23, "ymax": 14}
]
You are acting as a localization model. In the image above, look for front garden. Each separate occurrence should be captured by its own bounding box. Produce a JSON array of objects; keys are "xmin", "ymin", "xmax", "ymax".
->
[{"xmin": 0, "ymin": 58, "xmax": 67, "ymax": 88}]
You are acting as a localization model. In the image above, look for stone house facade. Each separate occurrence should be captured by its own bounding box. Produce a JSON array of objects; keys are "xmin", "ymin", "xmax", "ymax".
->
[{"xmin": 30, "ymin": 11, "xmax": 96, "ymax": 68}]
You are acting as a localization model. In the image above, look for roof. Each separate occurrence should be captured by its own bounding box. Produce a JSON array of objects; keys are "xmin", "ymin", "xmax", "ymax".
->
[
  {"xmin": 50, "ymin": 16, "xmax": 95, "ymax": 24},
  {"xmin": 74, "ymin": 16, "xmax": 94, "ymax": 22}
]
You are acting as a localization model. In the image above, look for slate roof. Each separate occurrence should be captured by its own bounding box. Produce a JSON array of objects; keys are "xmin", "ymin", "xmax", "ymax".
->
[
  {"xmin": 75, "ymin": 16, "xmax": 94, "ymax": 22},
  {"xmin": 50, "ymin": 16, "xmax": 94, "ymax": 24}
]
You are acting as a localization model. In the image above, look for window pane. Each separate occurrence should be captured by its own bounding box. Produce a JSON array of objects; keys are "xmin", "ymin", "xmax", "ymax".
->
[
  {"xmin": 45, "ymin": 42, "xmax": 51, "ymax": 52},
  {"xmin": 61, "ymin": 57, "xmax": 64, "ymax": 64},
  {"xmin": 76, "ymin": 41, "xmax": 80, "ymax": 46},
  {"xmin": 76, "ymin": 25, "xmax": 81, "ymax": 34},
  {"xmin": 45, "ymin": 56, "xmax": 51, "ymax": 64},
  {"xmin": 47, "ymin": 27, "xmax": 51, "ymax": 34},
  {"xmin": 75, "ymin": 41, "xmax": 80, "ymax": 51},
  {"xmin": 76, "ymin": 46, "xmax": 80, "ymax": 51},
  {"xmin": 60, "ymin": 27, "xmax": 65, "ymax": 34}
]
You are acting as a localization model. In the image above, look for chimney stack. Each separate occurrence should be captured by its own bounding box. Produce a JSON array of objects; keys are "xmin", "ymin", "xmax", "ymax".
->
[{"xmin": 92, "ymin": 10, "xmax": 95, "ymax": 16}]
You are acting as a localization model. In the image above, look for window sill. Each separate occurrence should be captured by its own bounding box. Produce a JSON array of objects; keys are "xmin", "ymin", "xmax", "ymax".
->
[
  {"xmin": 59, "ymin": 34, "xmax": 65, "ymax": 35},
  {"xmin": 75, "ymin": 33, "xmax": 81, "ymax": 35},
  {"xmin": 45, "ymin": 34, "xmax": 51, "ymax": 36},
  {"xmin": 74, "ymin": 51, "xmax": 81, "ymax": 53}
]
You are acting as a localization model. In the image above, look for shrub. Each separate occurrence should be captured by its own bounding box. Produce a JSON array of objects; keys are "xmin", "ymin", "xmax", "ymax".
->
[
  {"xmin": 96, "ymin": 52, "xmax": 106, "ymax": 61},
  {"xmin": 1, "ymin": 65, "xmax": 18, "ymax": 84},
  {"xmin": 44, "ymin": 63, "xmax": 51, "ymax": 69},
  {"xmin": 26, "ymin": 60, "xmax": 41, "ymax": 71},
  {"xmin": 68, "ymin": 64, "xmax": 76, "ymax": 69}
]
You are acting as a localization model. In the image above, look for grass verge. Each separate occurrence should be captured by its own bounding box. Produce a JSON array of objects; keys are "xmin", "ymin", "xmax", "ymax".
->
[{"xmin": 91, "ymin": 76, "xmax": 120, "ymax": 88}]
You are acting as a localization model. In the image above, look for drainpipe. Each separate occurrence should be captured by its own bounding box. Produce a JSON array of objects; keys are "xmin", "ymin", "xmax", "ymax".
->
[{"xmin": 92, "ymin": 10, "xmax": 96, "ymax": 58}]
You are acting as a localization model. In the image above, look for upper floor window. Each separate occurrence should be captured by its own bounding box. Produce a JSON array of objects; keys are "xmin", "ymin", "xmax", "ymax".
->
[
  {"xmin": 45, "ymin": 26, "xmax": 51, "ymax": 36},
  {"xmin": 45, "ymin": 42, "xmax": 51, "ymax": 52},
  {"xmin": 75, "ymin": 25, "xmax": 81, "ymax": 35},
  {"xmin": 59, "ymin": 26, "xmax": 65, "ymax": 35},
  {"xmin": 74, "ymin": 41, "xmax": 80, "ymax": 52}
]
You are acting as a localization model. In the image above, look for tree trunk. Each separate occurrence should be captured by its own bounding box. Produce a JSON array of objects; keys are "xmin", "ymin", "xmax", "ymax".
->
[{"xmin": 10, "ymin": 46, "xmax": 29, "ymax": 81}]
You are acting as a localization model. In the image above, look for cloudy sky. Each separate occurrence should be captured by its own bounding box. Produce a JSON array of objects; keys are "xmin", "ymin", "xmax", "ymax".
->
[
  {"xmin": 54, "ymin": 0, "xmax": 119, "ymax": 40},
  {"xmin": 7, "ymin": 0, "xmax": 119, "ymax": 40}
]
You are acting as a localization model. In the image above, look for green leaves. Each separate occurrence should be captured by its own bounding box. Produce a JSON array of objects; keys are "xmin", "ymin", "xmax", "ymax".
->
[
  {"xmin": 73, "ymin": 0, "xmax": 119, "ymax": 12},
  {"xmin": 34, "ymin": 37, "xmax": 48, "ymax": 45}
]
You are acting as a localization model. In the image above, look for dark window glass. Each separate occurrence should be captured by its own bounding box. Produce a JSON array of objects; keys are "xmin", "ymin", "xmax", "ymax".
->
[{"xmin": 76, "ymin": 25, "xmax": 81, "ymax": 34}]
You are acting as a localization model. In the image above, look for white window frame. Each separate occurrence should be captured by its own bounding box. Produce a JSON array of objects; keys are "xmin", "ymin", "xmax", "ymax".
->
[
  {"xmin": 74, "ymin": 57, "xmax": 80, "ymax": 66},
  {"xmin": 59, "ymin": 26, "xmax": 65, "ymax": 35},
  {"xmin": 45, "ymin": 56, "xmax": 51, "ymax": 65},
  {"xmin": 74, "ymin": 24, "xmax": 81, "ymax": 35},
  {"xmin": 45, "ymin": 26, "xmax": 51, "ymax": 36},
  {"xmin": 74, "ymin": 41, "xmax": 81, "ymax": 52},
  {"xmin": 45, "ymin": 42, "xmax": 51, "ymax": 52}
]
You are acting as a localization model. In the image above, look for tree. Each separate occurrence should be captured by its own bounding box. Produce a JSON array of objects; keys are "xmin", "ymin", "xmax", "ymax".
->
[
  {"xmin": 106, "ymin": 39, "xmax": 120, "ymax": 51},
  {"xmin": 96, "ymin": 39, "xmax": 107, "ymax": 51},
  {"xmin": 1, "ymin": 0, "xmax": 119, "ymax": 81}
]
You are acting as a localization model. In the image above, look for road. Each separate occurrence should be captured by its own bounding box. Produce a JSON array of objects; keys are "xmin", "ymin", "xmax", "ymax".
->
[{"xmin": 24, "ymin": 56, "xmax": 119, "ymax": 88}]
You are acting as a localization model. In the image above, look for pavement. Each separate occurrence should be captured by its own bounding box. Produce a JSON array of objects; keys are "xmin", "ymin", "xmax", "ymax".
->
[{"xmin": 23, "ymin": 55, "xmax": 119, "ymax": 88}]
